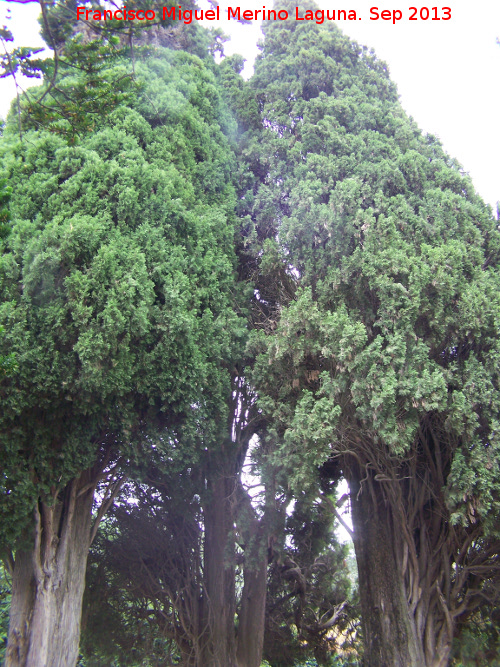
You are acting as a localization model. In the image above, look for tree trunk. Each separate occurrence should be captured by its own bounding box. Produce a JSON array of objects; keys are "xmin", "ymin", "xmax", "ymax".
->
[
  {"xmin": 236, "ymin": 483, "xmax": 269, "ymax": 667},
  {"xmin": 5, "ymin": 471, "xmax": 96, "ymax": 667},
  {"xmin": 236, "ymin": 549, "xmax": 268, "ymax": 667},
  {"xmin": 202, "ymin": 458, "xmax": 238, "ymax": 667},
  {"xmin": 348, "ymin": 463, "xmax": 452, "ymax": 667}
]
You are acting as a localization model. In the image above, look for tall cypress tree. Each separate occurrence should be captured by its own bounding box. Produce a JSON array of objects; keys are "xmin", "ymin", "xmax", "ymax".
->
[
  {"xmin": 0, "ymin": 46, "xmax": 242, "ymax": 667},
  {"xmin": 242, "ymin": 3, "xmax": 500, "ymax": 665}
]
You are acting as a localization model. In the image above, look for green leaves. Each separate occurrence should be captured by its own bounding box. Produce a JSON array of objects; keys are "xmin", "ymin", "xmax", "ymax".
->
[
  {"xmin": 21, "ymin": 39, "xmax": 136, "ymax": 140},
  {"xmin": 0, "ymin": 48, "xmax": 243, "ymax": 545},
  {"xmin": 0, "ymin": 23, "xmax": 44, "ymax": 82},
  {"xmin": 0, "ymin": 177, "xmax": 12, "ymax": 241},
  {"xmin": 239, "ymin": 0, "xmax": 500, "ymax": 512}
]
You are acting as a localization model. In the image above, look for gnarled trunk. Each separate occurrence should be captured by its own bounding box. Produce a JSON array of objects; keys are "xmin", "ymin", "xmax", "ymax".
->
[
  {"xmin": 347, "ymin": 454, "xmax": 453, "ymax": 667},
  {"xmin": 6, "ymin": 466, "xmax": 121, "ymax": 667},
  {"xmin": 6, "ymin": 476, "xmax": 93, "ymax": 667},
  {"xmin": 349, "ymin": 468, "xmax": 425, "ymax": 667}
]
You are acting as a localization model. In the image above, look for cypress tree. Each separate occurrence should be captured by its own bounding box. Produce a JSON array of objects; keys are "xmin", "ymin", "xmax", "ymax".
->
[
  {"xmin": 0, "ymin": 47, "xmax": 242, "ymax": 667},
  {"xmin": 243, "ymin": 3, "xmax": 500, "ymax": 665},
  {"xmin": 3, "ymin": 2, "xmax": 500, "ymax": 665}
]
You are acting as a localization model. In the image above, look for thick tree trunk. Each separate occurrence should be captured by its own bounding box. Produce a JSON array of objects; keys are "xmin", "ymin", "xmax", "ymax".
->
[
  {"xmin": 202, "ymin": 455, "xmax": 269, "ymax": 667},
  {"xmin": 202, "ymin": 460, "xmax": 238, "ymax": 667},
  {"xmin": 348, "ymin": 463, "xmax": 452, "ymax": 667},
  {"xmin": 236, "ymin": 550, "xmax": 268, "ymax": 667},
  {"xmin": 6, "ymin": 471, "xmax": 97, "ymax": 667},
  {"xmin": 350, "ymin": 469, "xmax": 422, "ymax": 666},
  {"xmin": 236, "ymin": 483, "xmax": 269, "ymax": 667},
  {"xmin": 5, "ymin": 549, "xmax": 35, "ymax": 667}
]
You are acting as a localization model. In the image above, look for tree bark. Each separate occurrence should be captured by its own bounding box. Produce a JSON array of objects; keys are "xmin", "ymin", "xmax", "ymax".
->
[
  {"xmin": 202, "ymin": 458, "xmax": 238, "ymax": 667},
  {"xmin": 236, "ymin": 548, "xmax": 268, "ymax": 667},
  {"xmin": 6, "ymin": 470, "xmax": 102, "ymax": 667},
  {"xmin": 349, "ymin": 467, "xmax": 423, "ymax": 666},
  {"xmin": 236, "ymin": 483, "xmax": 269, "ymax": 667},
  {"xmin": 202, "ymin": 452, "xmax": 270, "ymax": 667},
  {"xmin": 348, "ymin": 461, "xmax": 452, "ymax": 667}
]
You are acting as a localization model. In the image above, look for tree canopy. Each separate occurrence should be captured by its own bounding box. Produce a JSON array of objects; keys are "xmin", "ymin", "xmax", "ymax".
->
[
  {"xmin": 0, "ymin": 45, "xmax": 242, "ymax": 546},
  {"xmin": 1, "ymin": 1, "xmax": 500, "ymax": 666},
  {"xmin": 238, "ymin": 2, "xmax": 500, "ymax": 664},
  {"xmin": 0, "ymin": 31, "xmax": 247, "ymax": 665}
]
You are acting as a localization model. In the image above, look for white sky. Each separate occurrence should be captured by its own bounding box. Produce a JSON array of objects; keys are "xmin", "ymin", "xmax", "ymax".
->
[{"xmin": 1, "ymin": 0, "xmax": 499, "ymax": 208}]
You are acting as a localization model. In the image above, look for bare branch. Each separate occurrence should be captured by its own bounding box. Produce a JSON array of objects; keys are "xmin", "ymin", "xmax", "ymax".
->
[
  {"xmin": 322, "ymin": 493, "xmax": 354, "ymax": 540},
  {"xmin": 89, "ymin": 475, "xmax": 127, "ymax": 546}
]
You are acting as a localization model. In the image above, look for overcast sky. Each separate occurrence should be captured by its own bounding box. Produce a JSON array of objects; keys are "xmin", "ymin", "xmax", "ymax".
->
[{"xmin": 1, "ymin": 0, "xmax": 499, "ymax": 208}]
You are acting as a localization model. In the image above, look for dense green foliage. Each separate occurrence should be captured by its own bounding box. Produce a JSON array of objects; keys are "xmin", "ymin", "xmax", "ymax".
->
[
  {"xmin": 0, "ymin": 178, "xmax": 12, "ymax": 242},
  {"xmin": 1, "ymin": 0, "xmax": 225, "ymax": 141},
  {"xmin": 233, "ymin": 1, "xmax": 500, "ymax": 663},
  {"xmin": 245, "ymin": 0, "xmax": 499, "ymax": 476},
  {"xmin": 0, "ymin": 181, "xmax": 16, "ymax": 376},
  {"xmin": 1, "ymin": 1, "xmax": 500, "ymax": 665},
  {"xmin": 0, "ymin": 47, "xmax": 242, "ymax": 548}
]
